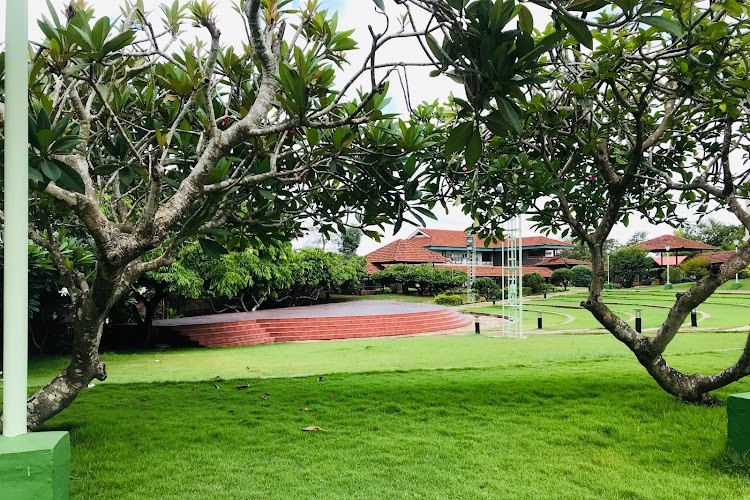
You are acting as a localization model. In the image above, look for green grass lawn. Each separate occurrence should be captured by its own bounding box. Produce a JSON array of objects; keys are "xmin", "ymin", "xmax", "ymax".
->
[
  {"xmin": 637, "ymin": 277, "xmax": 750, "ymax": 292},
  {"xmin": 12, "ymin": 332, "xmax": 750, "ymax": 498},
  {"xmin": 469, "ymin": 286, "xmax": 750, "ymax": 332}
]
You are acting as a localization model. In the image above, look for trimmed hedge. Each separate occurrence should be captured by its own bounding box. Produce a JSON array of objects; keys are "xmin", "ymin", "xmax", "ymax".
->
[{"xmin": 435, "ymin": 293, "xmax": 463, "ymax": 306}]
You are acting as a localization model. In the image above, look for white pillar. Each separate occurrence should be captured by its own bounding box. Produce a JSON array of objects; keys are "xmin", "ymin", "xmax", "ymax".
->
[{"xmin": 3, "ymin": 0, "xmax": 30, "ymax": 437}]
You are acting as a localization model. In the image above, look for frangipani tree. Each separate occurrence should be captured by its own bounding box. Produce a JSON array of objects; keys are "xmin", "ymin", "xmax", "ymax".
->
[
  {"xmin": 427, "ymin": 0, "xmax": 750, "ymax": 403},
  {"xmin": 0, "ymin": 0, "xmax": 450, "ymax": 430}
]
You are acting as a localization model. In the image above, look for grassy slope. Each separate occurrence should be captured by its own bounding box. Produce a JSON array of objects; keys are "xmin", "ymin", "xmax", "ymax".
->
[
  {"xmin": 41, "ymin": 346, "xmax": 750, "ymax": 499},
  {"xmin": 9, "ymin": 333, "xmax": 748, "ymax": 498},
  {"xmin": 25, "ymin": 331, "xmax": 750, "ymax": 386},
  {"xmin": 16, "ymin": 291, "xmax": 750, "ymax": 498}
]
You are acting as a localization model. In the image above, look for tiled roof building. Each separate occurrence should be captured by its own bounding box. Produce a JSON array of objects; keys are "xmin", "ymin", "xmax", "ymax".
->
[
  {"xmin": 636, "ymin": 235, "xmax": 717, "ymax": 252},
  {"xmin": 366, "ymin": 239, "xmax": 450, "ymax": 273},
  {"xmin": 365, "ymin": 228, "xmax": 575, "ymax": 280}
]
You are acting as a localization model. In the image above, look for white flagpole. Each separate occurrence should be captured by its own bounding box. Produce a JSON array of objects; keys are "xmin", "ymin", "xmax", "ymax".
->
[{"xmin": 3, "ymin": 0, "xmax": 30, "ymax": 437}]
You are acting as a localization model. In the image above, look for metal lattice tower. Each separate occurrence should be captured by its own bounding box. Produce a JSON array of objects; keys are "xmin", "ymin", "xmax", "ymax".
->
[
  {"xmin": 466, "ymin": 233, "xmax": 477, "ymax": 303},
  {"xmin": 500, "ymin": 216, "xmax": 524, "ymax": 338}
]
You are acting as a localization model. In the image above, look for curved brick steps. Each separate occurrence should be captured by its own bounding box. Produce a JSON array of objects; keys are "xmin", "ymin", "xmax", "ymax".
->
[{"xmin": 154, "ymin": 301, "xmax": 473, "ymax": 347}]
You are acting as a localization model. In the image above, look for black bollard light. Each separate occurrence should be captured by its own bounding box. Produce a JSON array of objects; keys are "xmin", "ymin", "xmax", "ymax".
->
[
  {"xmin": 691, "ymin": 310, "xmax": 698, "ymax": 327},
  {"xmin": 634, "ymin": 308, "xmax": 643, "ymax": 333},
  {"xmin": 475, "ymin": 321, "xmax": 481, "ymax": 335},
  {"xmin": 537, "ymin": 311, "xmax": 543, "ymax": 329}
]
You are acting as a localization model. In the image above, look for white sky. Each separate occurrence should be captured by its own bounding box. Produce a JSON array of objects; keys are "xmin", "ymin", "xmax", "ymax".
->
[{"xmin": 1, "ymin": 1, "xmax": 735, "ymax": 255}]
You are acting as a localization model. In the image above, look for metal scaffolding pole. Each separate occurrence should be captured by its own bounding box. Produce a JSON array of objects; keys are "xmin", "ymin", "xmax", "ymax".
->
[
  {"xmin": 466, "ymin": 233, "xmax": 476, "ymax": 304},
  {"xmin": 516, "ymin": 215, "xmax": 523, "ymax": 336},
  {"xmin": 3, "ymin": 0, "xmax": 30, "ymax": 437},
  {"xmin": 498, "ymin": 215, "xmax": 523, "ymax": 338}
]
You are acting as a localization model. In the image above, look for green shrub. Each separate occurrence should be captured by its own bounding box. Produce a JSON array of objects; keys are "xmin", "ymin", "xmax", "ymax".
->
[
  {"xmin": 473, "ymin": 277, "xmax": 501, "ymax": 300},
  {"xmin": 435, "ymin": 294, "xmax": 463, "ymax": 306},
  {"xmin": 551, "ymin": 268, "xmax": 573, "ymax": 290},
  {"xmin": 662, "ymin": 266, "xmax": 684, "ymax": 284},
  {"xmin": 522, "ymin": 286, "xmax": 533, "ymax": 296},
  {"xmin": 680, "ymin": 256, "xmax": 709, "ymax": 281},
  {"xmin": 373, "ymin": 264, "xmax": 466, "ymax": 295},
  {"xmin": 522, "ymin": 273, "xmax": 546, "ymax": 294},
  {"xmin": 610, "ymin": 247, "xmax": 653, "ymax": 288},
  {"xmin": 570, "ymin": 265, "xmax": 593, "ymax": 287}
]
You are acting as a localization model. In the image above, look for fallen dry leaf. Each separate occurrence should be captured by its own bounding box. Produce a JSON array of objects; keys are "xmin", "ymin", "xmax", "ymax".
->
[
  {"xmin": 300, "ymin": 407, "xmax": 310, "ymax": 412},
  {"xmin": 235, "ymin": 385, "xmax": 249, "ymax": 390},
  {"xmin": 302, "ymin": 425, "xmax": 325, "ymax": 432}
]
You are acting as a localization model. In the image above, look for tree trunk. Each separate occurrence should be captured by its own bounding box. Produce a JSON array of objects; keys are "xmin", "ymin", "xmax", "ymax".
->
[
  {"xmin": 625, "ymin": 349, "xmax": 712, "ymax": 404},
  {"xmin": 142, "ymin": 290, "xmax": 168, "ymax": 348},
  {"xmin": 0, "ymin": 261, "xmax": 131, "ymax": 432},
  {"xmin": 24, "ymin": 314, "xmax": 108, "ymax": 430},
  {"xmin": 583, "ymin": 243, "xmax": 750, "ymax": 405}
]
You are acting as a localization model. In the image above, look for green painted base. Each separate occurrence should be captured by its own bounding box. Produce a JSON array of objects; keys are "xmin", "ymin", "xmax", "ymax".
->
[
  {"xmin": 731, "ymin": 282, "xmax": 743, "ymax": 290},
  {"xmin": 604, "ymin": 284, "xmax": 613, "ymax": 289},
  {"xmin": 728, "ymin": 393, "xmax": 750, "ymax": 456},
  {"xmin": 0, "ymin": 431, "xmax": 70, "ymax": 500},
  {"xmin": 663, "ymin": 283, "xmax": 673, "ymax": 290}
]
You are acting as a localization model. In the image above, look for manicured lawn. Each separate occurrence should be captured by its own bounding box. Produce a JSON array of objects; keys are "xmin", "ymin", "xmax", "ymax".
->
[
  {"xmin": 14, "ymin": 333, "xmax": 750, "ymax": 498},
  {"xmin": 639, "ymin": 277, "xmax": 750, "ymax": 292},
  {"xmin": 470, "ymin": 287, "xmax": 750, "ymax": 332},
  {"xmin": 25, "ymin": 331, "xmax": 750, "ymax": 386}
]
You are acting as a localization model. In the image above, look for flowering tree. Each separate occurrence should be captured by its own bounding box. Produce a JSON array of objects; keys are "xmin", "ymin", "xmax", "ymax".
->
[
  {"xmin": 0, "ymin": 0, "xmax": 452, "ymax": 430},
  {"xmin": 426, "ymin": 0, "xmax": 750, "ymax": 403}
]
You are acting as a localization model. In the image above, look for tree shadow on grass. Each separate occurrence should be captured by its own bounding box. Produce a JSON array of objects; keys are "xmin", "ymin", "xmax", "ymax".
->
[
  {"xmin": 710, "ymin": 450, "xmax": 750, "ymax": 478},
  {"xmin": 40, "ymin": 422, "xmax": 83, "ymax": 433}
]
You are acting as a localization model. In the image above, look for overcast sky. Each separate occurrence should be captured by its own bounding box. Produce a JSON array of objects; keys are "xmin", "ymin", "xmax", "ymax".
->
[{"xmin": 1, "ymin": 0, "xmax": 729, "ymax": 254}]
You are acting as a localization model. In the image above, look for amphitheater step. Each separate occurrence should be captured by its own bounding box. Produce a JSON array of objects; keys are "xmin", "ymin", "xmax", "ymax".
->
[{"xmin": 156, "ymin": 301, "xmax": 474, "ymax": 347}]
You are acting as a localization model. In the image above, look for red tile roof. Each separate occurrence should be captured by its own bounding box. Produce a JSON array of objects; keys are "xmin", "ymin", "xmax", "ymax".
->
[
  {"xmin": 692, "ymin": 250, "xmax": 736, "ymax": 266},
  {"xmin": 635, "ymin": 235, "xmax": 717, "ymax": 252},
  {"xmin": 537, "ymin": 256, "xmax": 591, "ymax": 268},
  {"xmin": 408, "ymin": 228, "xmax": 571, "ymax": 249},
  {"xmin": 437, "ymin": 264, "xmax": 553, "ymax": 279},
  {"xmin": 366, "ymin": 261, "xmax": 381, "ymax": 274},
  {"xmin": 366, "ymin": 239, "xmax": 450, "ymax": 265}
]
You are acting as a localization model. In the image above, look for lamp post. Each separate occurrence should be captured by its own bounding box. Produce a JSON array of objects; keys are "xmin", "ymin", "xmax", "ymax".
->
[
  {"xmin": 664, "ymin": 245, "xmax": 672, "ymax": 290},
  {"xmin": 606, "ymin": 251, "xmax": 611, "ymax": 290},
  {"xmin": 634, "ymin": 308, "xmax": 643, "ymax": 333},
  {"xmin": 733, "ymin": 240, "xmax": 742, "ymax": 289}
]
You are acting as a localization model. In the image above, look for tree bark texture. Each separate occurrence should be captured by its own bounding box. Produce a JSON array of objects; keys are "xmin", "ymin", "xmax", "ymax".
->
[{"xmin": 583, "ymin": 241, "xmax": 750, "ymax": 405}]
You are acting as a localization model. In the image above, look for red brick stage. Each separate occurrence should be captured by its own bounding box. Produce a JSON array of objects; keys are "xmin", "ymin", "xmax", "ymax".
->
[{"xmin": 153, "ymin": 300, "xmax": 474, "ymax": 347}]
